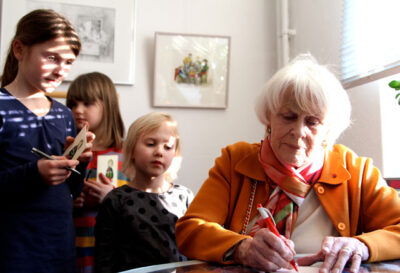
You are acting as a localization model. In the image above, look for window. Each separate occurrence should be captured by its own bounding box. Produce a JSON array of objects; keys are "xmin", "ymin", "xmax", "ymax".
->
[{"xmin": 341, "ymin": 0, "xmax": 400, "ymax": 88}]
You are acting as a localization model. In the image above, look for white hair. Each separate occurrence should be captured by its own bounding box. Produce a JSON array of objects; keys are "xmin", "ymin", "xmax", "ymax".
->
[{"xmin": 254, "ymin": 54, "xmax": 351, "ymax": 146}]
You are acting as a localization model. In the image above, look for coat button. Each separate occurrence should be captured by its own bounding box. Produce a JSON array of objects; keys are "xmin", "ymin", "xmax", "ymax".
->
[
  {"xmin": 338, "ymin": 222, "xmax": 346, "ymax": 231},
  {"xmin": 317, "ymin": 186, "xmax": 325, "ymax": 194},
  {"xmin": 332, "ymin": 174, "xmax": 337, "ymax": 178}
]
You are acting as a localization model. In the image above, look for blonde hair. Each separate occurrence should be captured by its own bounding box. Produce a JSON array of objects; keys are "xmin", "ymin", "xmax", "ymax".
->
[
  {"xmin": 255, "ymin": 54, "xmax": 351, "ymax": 146},
  {"xmin": 66, "ymin": 72, "xmax": 125, "ymax": 150},
  {"xmin": 122, "ymin": 112, "xmax": 181, "ymax": 182},
  {"xmin": 1, "ymin": 9, "xmax": 81, "ymax": 87}
]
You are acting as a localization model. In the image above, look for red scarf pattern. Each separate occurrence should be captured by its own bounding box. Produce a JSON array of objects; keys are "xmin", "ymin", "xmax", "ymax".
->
[{"xmin": 249, "ymin": 137, "xmax": 324, "ymax": 238}]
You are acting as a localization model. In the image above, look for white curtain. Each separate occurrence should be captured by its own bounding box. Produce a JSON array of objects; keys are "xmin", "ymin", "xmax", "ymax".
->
[{"xmin": 341, "ymin": 0, "xmax": 400, "ymax": 88}]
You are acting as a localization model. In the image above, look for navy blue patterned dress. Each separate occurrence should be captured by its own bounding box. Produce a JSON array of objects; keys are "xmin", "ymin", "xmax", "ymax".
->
[{"xmin": 0, "ymin": 88, "xmax": 86, "ymax": 273}]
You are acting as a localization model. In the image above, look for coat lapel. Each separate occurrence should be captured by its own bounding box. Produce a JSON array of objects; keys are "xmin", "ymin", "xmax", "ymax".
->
[
  {"xmin": 234, "ymin": 143, "xmax": 355, "ymax": 236},
  {"xmin": 315, "ymin": 146, "xmax": 352, "ymax": 236},
  {"xmin": 234, "ymin": 145, "xmax": 270, "ymax": 222}
]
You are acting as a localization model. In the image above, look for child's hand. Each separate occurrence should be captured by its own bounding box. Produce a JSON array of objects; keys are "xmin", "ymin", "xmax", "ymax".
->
[
  {"xmin": 78, "ymin": 130, "xmax": 95, "ymax": 162},
  {"xmin": 37, "ymin": 156, "xmax": 79, "ymax": 186},
  {"xmin": 85, "ymin": 173, "xmax": 114, "ymax": 205},
  {"xmin": 65, "ymin": 131, "xmax": 95, "ymax": 162},
  {"xmin": 73, "ymin": 192, "xmax": 85, "ymax": 208}
]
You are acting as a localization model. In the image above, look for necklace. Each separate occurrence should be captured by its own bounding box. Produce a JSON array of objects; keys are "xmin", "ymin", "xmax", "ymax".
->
[{"xmin": 240, "ymin": 180, "xmax": 258, "ymax": 235}]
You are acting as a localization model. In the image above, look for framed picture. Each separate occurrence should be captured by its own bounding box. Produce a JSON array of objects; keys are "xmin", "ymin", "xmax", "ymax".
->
[
  {"xmin": 0, "ymin": 0, "xmax": 136, "ymax": 85},
  {"xmin": 153, "ymin": 32, "xmax": 230, "ymax": 109}
]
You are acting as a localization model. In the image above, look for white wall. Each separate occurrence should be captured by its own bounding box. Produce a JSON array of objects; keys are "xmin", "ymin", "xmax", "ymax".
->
[
  {"xmin": 289, "ymin": 0, "xmax": 400, "ymax": 178},
  {"xmin": 377, "ymin": 75, "xmax": 400, "ymax": 178},
  {"xmin": 54, "ymin": 0, "xmax": 277, "ymax": 193},
  {"xmin": 8, "ymin": 0, "xmax": 397, "ymax": 190},
  {"xmin": 290, "ymin": 0, "xmax": 343, "ymax": 68},
  {"xmin": 342, "ymin": 82, "xmax": 383, "ymax": 166},
  {"xmin": 343, "ymin": 75, "xmax": 400, "ymax": 178}
]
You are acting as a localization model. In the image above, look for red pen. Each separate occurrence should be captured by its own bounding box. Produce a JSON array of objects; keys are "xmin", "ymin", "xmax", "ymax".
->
[{"xmin": 257, "ymin": 204, "xmax": 298, "ymax": 272}]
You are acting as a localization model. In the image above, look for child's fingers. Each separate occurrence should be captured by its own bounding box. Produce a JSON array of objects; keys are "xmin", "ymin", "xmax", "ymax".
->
[
  {"xmin": 85, "ymin": 180, "xmax": 101, "ymax": 190},
  {"xmin": 98, "ymin": 173, "xmax": 112, "ymax": 185},
  {"xmin": 73, "ymin": 196, "xmax": 85, "ymax": 208},
  {"xmin": 43, "ymin": 172, "xmax": 71, "ymax": 186},
  {"xmin": 78, "ymin": 150, "xmax": 92, "ymax": 162},
  {"xmin": 64, "ymin": 136, "xmax": 75, "ymax": 150},
  {"xmin": 87, "ymin": 131, "xmax": 95, "ymax": 142},
  {"xmin": 85, "ymin": 177, "xmax": 114, "ymax": 203},
  {"xmin": 86, "ymin": 179, "xmax": 113, "ymax": 192},
  {"xmin": 37, "ymin": 158, "xmax": 77, "ymax": 186},
  {"xmin": 76, "ymin": 130, "xmax": 95, "ymax": 162},
  {"xmin": 87, "ymin": 189, "xmax": 101, "ymax": 199},
  {"xmin": 51, "ymin": 156, "xmax": 79, "ymax": 168},
  {"xmin": 64, "ymin": 129, "xmax": 95, "ymax": 163}
]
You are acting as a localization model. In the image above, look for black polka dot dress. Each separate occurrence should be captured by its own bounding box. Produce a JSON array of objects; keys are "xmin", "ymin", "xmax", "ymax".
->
[{"xmin": 94, "ymin": 184, "xmax": 193, "ymax": 273}]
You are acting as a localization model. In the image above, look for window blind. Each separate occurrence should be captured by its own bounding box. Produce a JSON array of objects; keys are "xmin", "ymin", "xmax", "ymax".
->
[{"xmin": 341, "ymin": 0, "xmax": 400, "ymax": 89}]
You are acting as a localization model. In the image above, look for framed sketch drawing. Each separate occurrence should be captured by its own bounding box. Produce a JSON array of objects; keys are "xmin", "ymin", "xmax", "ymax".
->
[
  {"xmin": 0, "ymin": 0, "xmax": 136, "ymax": 85},
  {"xmin": 153, "ymin": 32, "xmax": 230, "ymax": 109}
]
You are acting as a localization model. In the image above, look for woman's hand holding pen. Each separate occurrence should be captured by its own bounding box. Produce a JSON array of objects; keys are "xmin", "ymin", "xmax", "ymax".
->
[
  {"xmin": 233, "ymin": 228, "xmax": 296, "ymax": 272},
  {"xmin": 297, "ymin": 236, "xmax": 369, "ymax": 273},
  {"xmin": 38, "ymin": 155, "xmax": 79, "ymax": 186}
]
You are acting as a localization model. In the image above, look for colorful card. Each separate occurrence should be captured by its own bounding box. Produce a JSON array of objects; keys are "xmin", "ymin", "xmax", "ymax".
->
[
  {"xmin": 97, "ymin": 155, "xmax": 118, "ymax": 187},
  {"xmin": 63, "ymin": 126, "xmax": 87, "ymax": 160}
]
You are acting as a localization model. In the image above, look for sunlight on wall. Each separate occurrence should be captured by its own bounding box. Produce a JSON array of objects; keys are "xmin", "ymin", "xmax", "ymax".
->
[{"xmin": 379, "ymin": 74, "xmax": 400, "ymax": 178}]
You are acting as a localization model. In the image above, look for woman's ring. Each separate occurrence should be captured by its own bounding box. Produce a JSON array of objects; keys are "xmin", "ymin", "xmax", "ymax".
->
[
  {"xmin": 341, "ymin": 247, "xmax": 352, "ymax": 254},
  {"xmin": 353, "ymin": 251, "xmax": 362, "ymax": 258}
]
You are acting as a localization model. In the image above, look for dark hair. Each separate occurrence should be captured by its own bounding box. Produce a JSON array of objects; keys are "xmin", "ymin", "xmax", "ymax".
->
[
  {"xmin": 66, "ymin": 72, "xmax": 125, "ymax": 150},
  {"xmin": 1, "ymin": 9, "xmax": 81, "ymax": 87}
]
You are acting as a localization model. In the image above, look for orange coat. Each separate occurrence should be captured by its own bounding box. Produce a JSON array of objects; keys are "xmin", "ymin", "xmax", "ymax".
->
[{"xmin": 176, "ymin": 142, "xmax": 400, "ymax": 263}]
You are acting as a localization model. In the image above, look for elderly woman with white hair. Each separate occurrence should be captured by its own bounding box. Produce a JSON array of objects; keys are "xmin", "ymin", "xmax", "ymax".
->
[{"xmin": 175, "ymin": 54, "xmax": 400, "ymax": 273}]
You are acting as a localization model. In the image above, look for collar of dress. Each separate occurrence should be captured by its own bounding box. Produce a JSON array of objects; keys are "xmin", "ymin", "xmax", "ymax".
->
[{"xmin": 235, "ymin": 144, "xmax": 351, "ymax": 186}]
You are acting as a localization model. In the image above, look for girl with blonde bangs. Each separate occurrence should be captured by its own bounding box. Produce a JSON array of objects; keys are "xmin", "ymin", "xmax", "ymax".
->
[
  {"xmin": 122, "ymin": 112, "xmax": 181, "ymax": 182},
  {"xmin": 95, "ymin": 112, "xmax": 193, "ymax": 272}
]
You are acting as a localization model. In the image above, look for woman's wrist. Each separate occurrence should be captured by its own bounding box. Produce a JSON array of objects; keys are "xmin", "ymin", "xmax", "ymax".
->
[
  {"xmin": 232, "ymin": 238, "xmax": 250, "ymax": 264},
  {"xmin": 359, "ymin": 240, "xmax": 370, "ymax": 261}
]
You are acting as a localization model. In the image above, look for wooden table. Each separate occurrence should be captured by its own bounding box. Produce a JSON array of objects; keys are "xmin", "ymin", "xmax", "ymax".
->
[{"xmin": 120, "ymin": 259, "xmax": 400, "ymax": 273}]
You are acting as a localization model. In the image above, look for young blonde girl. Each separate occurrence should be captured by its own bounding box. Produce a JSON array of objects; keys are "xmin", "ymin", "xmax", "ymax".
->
[
  {"xmin": 0, "ymin": 9, "xmax": 93, "ymax": 273},
  {"xmin": 94, "ymin": 112, "xmax": 193, "ymax": 272},
  {"xmin": 66, "ymin": 71, "xmax": 129, "ymax": 273}
]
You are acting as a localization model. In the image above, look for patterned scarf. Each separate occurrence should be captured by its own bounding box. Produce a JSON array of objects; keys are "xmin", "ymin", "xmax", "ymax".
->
[{"xmin": 249, "ymin": 136, "xmax": 324, "ymax": 238}]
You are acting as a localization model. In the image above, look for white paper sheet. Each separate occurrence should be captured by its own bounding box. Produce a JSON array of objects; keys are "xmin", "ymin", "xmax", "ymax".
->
[{"xmin": 275, "ymin": 266, "xmax": 319, "ymax": 273}]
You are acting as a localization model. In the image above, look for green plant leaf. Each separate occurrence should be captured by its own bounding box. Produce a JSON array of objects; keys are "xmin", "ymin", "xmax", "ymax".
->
[
  {"xmin": 395, "ymin": 93, "xmax": 400, "ymax": 99},
  {"xmin": 389, "ymin": 80, "xmax": 400, "ymax": 89}
]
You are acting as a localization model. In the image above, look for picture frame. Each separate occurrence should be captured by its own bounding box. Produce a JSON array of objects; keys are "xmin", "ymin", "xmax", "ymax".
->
[
  {"xmin": 153, "ymin": 32, "xmax": 230, "ymax": 109},
  {"xmin": 0, "ymin": 0, "xmax": 136, "ymax": 85}
]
